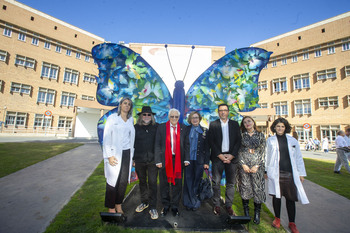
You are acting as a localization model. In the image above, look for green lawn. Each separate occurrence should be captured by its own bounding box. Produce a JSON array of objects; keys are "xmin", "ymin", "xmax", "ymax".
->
[
  {"xmin": 304, "ymin": 158, "xmax": 350, "ymax": 199},
  {"xmin": 0, "ymin": 142, "xmax": 83, "ymax": 178}
]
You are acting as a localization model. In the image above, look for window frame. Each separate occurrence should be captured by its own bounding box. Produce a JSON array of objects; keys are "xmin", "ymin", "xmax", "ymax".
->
[
  {"xmin": 5, "ymin": 111, "xmax": 27, "ymax": 126},
  {"xmin": 33, "ymin": 114, "xmax": 52, "ymax": 128},
  {"xmin": 81, "ymin": 95, "xmax": 95, "ymax": 101},
  {"xmin": 342, "ymin": 38, "xmax": 350, "ymax": 51},
  {"xmin": 293, "ymin": 73, "xmax": 310, "ymax": 90},
  {"xmin": 294, "ymin": 99, "xmax": 311, "ymax": 115},
  {"xmin": 273, "ymin": 101, "xmax": 288, "ymax": 116},
  {"xmin": 3, "ymin": 24, "xmax": 12, "ymax": 37},
  {"xmin": 58, "ymin": 116, "xmax": 73, "ymax": 129},
  {"xmin": 83, "ymin": 73, "xmax": 96, "ymax": 83},
  {"xmin": 314, "ymin": 46, "xmax": 322, "ymax": 57},
  {"xmin": 316, "ymin": 68, "xmax": 337, "ymax": 80},
  {"xmin": 318, "ymin": 96, "xmax": 338, "ymax": 107},
  {"xmin": 0, "ymin": 49, "xmax": 8, "ymax": 62},
  {"xmin": 63, "ymin": 68, "xmax": 79, "ymax": 85},
  {"xmin": 60, "ymin": 92, "xmax": 76, "ymax": 107},
  {"xmin": 10, "ymin": 82, "xmax": 31, "ymax": 94},
  {"xmin": 18, "ymin": 29, "xmax": 26, "ymax": 42},
  {"xmin": 15, "ymin": 54, "xmax": 36, "ymax": 69},
  {"xmin": 44, "ymin": 39, "xmax": 51, "ymax": 50},
  {"xmin": 37, "ymin": 87, "xmax": 56, "ymax": 105},
  {"xmin": 272, "ymin": 77, "xmax": 287, "ymax": 93},
  {"xmin": 321, "ymin": 125, "xmax": 340, "ymax": 142},
  {"xmin": 41, "ymin": 62, "xmax": 59, "ymax": 80}
]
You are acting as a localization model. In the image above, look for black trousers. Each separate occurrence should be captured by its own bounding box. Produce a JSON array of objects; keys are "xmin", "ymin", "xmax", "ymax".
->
[
  {"xmin": 159, "ymin": 157, "xmax": 183, "ymax": 209},
  {"xmin": 105, "ymin": 149, "xmax": 130, "ymax": 209},
  {"xmin": 135, "ymin": 162, "xmax": 158, "ymax": 209},
  {"xmin": 183, "ymin": 159, "xmax": 203, "ymax": 209}
]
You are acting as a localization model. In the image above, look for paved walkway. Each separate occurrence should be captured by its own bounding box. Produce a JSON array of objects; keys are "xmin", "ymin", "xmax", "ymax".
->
[
  {"xmin": 0, "ymin": 139, "xmax": 102, "ymax": 233},
  {"xmin": 0, "ymin": 137, "xmax": 349, "ymax": 233}
]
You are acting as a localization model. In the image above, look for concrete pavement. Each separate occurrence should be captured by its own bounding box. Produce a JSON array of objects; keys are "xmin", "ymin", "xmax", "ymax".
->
[{"xmin": 0, "ymin": 141, "xmax": 102, "ymax": 233}]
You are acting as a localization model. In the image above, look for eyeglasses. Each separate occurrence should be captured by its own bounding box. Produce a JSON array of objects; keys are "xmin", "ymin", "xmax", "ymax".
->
[
  {"xmin": 142, "ymin": 113, "xmax": 152, "ymax": 116},
  {"xmin": 170, "ymin": 116, "xmax": 179, "ymax": 119}
]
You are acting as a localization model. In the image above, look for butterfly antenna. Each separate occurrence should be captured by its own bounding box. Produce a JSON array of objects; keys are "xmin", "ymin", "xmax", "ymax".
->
[
  {"xmin": 165, "ymin": 44, "xmax": 177, "ymax": 81},
  {"xmin": 183, "ymin": 45, "xmax": 195, "ymax": 81}
]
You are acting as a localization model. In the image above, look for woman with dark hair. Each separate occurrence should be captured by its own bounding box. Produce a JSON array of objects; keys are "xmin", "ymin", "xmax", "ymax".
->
[
  {"xmin": 182, "ymin": 111, "xmax": 210, "ymax": 211},
  {"xmin": 265, "ymin": 118, "xmax": 309, "ymax": 233},
  {"xmin": 103, "ymin": 97, "xmax": 135, "ymax": 214},
  {"xmin": 237, "ymin": 116, "xmax": 266, "ymax": 224},
  {"xmin": 134, "ymin": 106, "xmax": 159, "ymax": 219}
]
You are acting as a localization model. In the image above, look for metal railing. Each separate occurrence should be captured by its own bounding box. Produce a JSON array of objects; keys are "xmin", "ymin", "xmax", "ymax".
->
[{"xmin": 0, "ymin": 126, "xmax": 72, "ymax": 136}]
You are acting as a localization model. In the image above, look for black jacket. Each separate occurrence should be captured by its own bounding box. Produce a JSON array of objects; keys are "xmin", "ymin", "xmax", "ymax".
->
[
  {"xmin": 154, "ymin": 123, "xmax": 190, "ymax": 165},
  {"xmin": 208, "ymin": 119, "xmax": 241, "ymax": 164},
  {"xmin": 133, "ymin": 123, "xmax": 158, "ymax": 163},
  {"xmin": 186, "ymin": 125, "xmax": 210, "ymax": 165}
]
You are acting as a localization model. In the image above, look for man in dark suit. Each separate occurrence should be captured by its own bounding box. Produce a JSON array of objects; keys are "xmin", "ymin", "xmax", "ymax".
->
[
  {"xmin": 208, "ymin": 103, "xmax": 241, "ymax": 216},
  {"xmin": 155, "ymin": 108, "xmax": 190, "ymax": 217}
]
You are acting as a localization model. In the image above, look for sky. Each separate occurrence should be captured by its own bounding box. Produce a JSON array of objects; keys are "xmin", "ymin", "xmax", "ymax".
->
[{"xmin": 16, "ymin": 0, "xmax": 350, "ymax": 53}]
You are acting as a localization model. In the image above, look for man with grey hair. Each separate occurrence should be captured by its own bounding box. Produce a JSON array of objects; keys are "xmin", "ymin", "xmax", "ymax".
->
[
  {"xmin": 155, "ymin": 108, "xmax": 190, "ymax": 217},
  {"xmin": 333, "ymin": 130, "xmax": 350, "ymax": 174}
]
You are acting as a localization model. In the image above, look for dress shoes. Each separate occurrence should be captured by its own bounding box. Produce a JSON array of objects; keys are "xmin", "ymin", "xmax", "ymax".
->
[
  {"xmin": 161, "ymin": 207, "xmax": 169, "ymax": 217},
  {"xmin": 172, "ymin": 208, "xmax": 180, "ymax": 217}
]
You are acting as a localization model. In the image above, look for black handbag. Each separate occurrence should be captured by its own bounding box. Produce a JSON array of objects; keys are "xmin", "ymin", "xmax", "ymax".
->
[{"xmin": 199, "ymin": 170, "xmax": 213, "ymax": 201}]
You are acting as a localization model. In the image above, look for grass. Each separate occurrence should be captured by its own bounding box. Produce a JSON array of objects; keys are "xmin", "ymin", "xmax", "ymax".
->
[
  {"xmin": 303, "ymin": 158, "xmax": 350, "ymax": 199},
  {"xmin": 0, "ymin": 142, "xmax": 83, "ymax": 178}
]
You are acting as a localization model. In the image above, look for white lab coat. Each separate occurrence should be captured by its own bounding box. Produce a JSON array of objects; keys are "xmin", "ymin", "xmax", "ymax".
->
[
  {"xmin": 266, "ymin": 134, "xmax": 309, "ymax": 204},
  {"xmin": 103, "ymin": 113, "xmax": 135, "ymax": 187},
  {"xmin": 322, "ymin": 137, "xmax": 329, "ymax": 150}
]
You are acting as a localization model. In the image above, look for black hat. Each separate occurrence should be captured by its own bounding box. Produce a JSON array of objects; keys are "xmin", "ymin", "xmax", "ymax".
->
[{"xmin": 137, "ymin": 106, "xmax": 156, "ymax": 115}]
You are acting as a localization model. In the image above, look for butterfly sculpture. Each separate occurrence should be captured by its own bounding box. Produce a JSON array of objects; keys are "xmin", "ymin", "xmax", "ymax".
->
[{"xmin": 92, "ymin": 43, "xmax": 272, "ymax": 146}]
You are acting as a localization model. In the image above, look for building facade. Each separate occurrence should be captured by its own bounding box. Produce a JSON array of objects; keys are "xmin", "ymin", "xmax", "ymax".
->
[{"xmin": 251, "ymin": 12, "xmax": 350, "ymax": 144}]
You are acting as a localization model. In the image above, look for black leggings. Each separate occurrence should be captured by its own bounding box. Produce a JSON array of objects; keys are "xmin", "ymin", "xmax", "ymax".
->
[{"xmin": 272, "ymin": 196, "xmax": 296, "ymax": 223}]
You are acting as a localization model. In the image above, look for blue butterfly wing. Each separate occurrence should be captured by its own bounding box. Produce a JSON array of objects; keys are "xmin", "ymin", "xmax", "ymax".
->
[
  {"xmin": 92, "ymin": 43, "xmax": 172, "ymax": 146},
  {"xmin": 185, "ymin": 47, "xmax": 272, "ymax": 126}
]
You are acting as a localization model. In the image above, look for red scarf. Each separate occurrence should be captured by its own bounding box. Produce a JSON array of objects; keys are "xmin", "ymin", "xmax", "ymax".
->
[{"xmin": 165, "ymin": 121, "xmax": 182, "ymax": 185}]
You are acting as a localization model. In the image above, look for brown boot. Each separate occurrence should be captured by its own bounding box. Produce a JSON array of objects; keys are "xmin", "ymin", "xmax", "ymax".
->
[
  {"xmin": 288, "ymin": 222, "xmax": 300, "ymax": 233},
  {"xmin": 272, "ymin": 217, "xmax": 280, "ymax": 228}
]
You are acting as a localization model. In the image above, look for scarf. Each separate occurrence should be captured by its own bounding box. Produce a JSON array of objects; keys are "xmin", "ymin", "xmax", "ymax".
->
[{"xmin": 165, "ymin": 121, "xmax": 182, "ymax": 185}]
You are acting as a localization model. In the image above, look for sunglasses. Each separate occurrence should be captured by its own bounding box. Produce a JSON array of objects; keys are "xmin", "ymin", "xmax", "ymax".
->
[
  {"xmin": 170, "ymin": 116, "xmax": 179, "ymax": 119},
  {"xmin": 142, "ymin": 113, "xmax": 152, "ymax": 116}
]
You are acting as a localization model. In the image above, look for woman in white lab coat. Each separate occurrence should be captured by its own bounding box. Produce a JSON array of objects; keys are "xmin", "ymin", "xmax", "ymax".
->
[
  {"xmin": 103, "ymin": 97, "xmax": 135, "ymax": 214},
  {"xmin": 265, "ymin": 118, "xmax": 309, "ymax": 233}
]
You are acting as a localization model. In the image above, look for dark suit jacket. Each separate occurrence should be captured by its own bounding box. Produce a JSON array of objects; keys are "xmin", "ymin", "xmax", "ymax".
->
[
  {"xmin": 186, "ymin": 125, "xmax": 210, "ymax": 165},
  {"xmin": 208, "ymin": 119, "xmax": 241, "ymax": 164},
  {"xmin": 154, "ymin": 123, "xmax": 190, "ymax": 166}
]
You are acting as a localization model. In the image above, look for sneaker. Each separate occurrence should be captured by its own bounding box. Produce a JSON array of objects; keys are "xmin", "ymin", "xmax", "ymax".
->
[
  {"xmin": 213, "ymin": 206, "xmax": 221, "ymax": 215},
  {"xmin": 288, "ymin": 222, "xmax": 300, "ymax": 233},
  {"xmin": 272, "ymin": 217, "xmax": 281, "ymax": 228},
  {"xmin": 149, "ymin": 209, "xmax": 159, "ymax": 220},
  {"xmin": 135, "ymin": 203, "xmax": 149, "ymax": 213},
  {"xmin": 226, "ymin": 206, "xmax": 235, "ymax": 216}
]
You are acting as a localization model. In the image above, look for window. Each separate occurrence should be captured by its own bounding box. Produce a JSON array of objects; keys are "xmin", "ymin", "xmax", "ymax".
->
[
  {"xmin": 273, "ymin": 101, "xmax": 288, "ymax": 116},
  {"xmin": 41, "ymin": 62, "xmax": 59, "ymax": 80},
  {"xmin": 291, "ymin": 53, "xmax": 298, "ymax": 63},
  {"xmin": 321, "ymin": 125, "xmax": 340, "ymax": 142},
  {"xmin": 259, "ymin": 103, "xmax": 268, "ymax": 108},
  {"xmin": 31, "ymin": 34, "xmax": 39, "ymax": 46},
  {"xmin": 272, "ymin": 77, "xmax": 287, "ymax": 93},
  {"xmin": 60, "ymin": 92, "xmax": 76, "ymax": 107},
  {"xmin": 34, "ymin": 114, "xmax": 52, "ymax": 128},
  {"xmin": 66, "ymin": 47, "xmax": 72, "ymax": 56},
  {"xmin": 3, "ymin": 24, "xmax": 12, "ymax": 37},
  {"xmin": 63, "ymin": 68, "xmax": 79, "ymax": 84},
  {"xmin": 44, "ymin": 40, "xmax": 51, "ymax": 49},
  {"xmin": 5, "ymin": 112, "xmax": 27, "ymax": 126},
  {"xmin": 58, "ymin": 116, "xmax": 73, "ymax": 129},
  {"xmin": 258, "ymin": 80, "xmax": 267, "ymax": 90},
  {"xmin": 328, "ymin": 42, "xmax": 335, "ymax": 54},
  {"xmin": 303, "ymin": 50, "xmax": 309, "ymax": 60},
  {"xmin": 342, "ymin": 38, "xmax": 350, "ymax": 51},
  {"xmin": 345, "ymin": 65, "xmax": 350, "ymax": 77},
  {"xmin": 85, "ymin": 55, "xmax": 90, "ymax": 62},
  {"xmin": 347, "ymin": 95, "xmax": 350, "ymax": 106},
  {"xmin": 295, "ymin": 126, "xmax": 313, "ymax": 142},
  {"xmin": 82, "ymin": 95, "xmax": 95, "ymax": 101},
  {"xmin": 0, "ymin": 49, "xmax": 7, "ymax": 62},
  {"xmin": 18, "ymin": 29, "xmax": 26, "ymax": 41},
  {"xmin": 15, "ymin": 55, "xmax": 35, "ymax": 68},
  {"xmin": 294, "ymin": 99, "xmax": 311, "ymax": 115},
  {"xmin": 37, "ymin": 87, "xmax": 55, "ymax": 104},
  {"xmin": 318, "ymin": 96, "xmax": 338, "ymax": 107},
  {"xmin": 56, "ymin": 43, "xmax": 62, "ymax": 53},
  {"xmin": 316, "ymin": 68, "xmax": 336, "ymax": 80},
  {"xmin": 10, "ymin": 82, "xmax": 31, "ymax": 94},
  {"xmin": 281, "ymin": 57, "xmax": 287, "ymax": 65},
  {"xmin": 272, "ymin": 60, "xmax": 277, "ymax": 67},
  {"xmin": 315, "ymin": 46, "xmax": 322, "ymax": 57},
  {"xmin": 83, "ymin": 73, "xmax": 96, "ymax": 83},
  {"xmin": 293, "ymin": 73, "xmax": 310, "ymax": 90},
  {"xmin": 76, "ymin": 50, "xmax": 81, "ymax": 59}
]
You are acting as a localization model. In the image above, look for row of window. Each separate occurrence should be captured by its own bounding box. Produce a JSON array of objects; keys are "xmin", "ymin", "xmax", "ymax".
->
[
  {"xmin": 0, "ymin": 50, "xmax": 97, "ymax": 85},
  {"xmin": 5, "ymin": 111, "xmax": 72, "ymax": 129},
  {"xmin": 6, "ymin": 82, "xmax": 95, "ymax": 106},
  {"xmin": 294, "ymin": 125, "xmax": 340, "ymax": 142},
  {"xmin": 266, "ymin": 38, "xmax": 350, "ymax": 68},
  {"xmin": 2, "ymin": 24, "xmax": 93, "ymax": 62},
  {"xmin": 259, "ymin": 95, "xmax": 350, "ymax": 116},
  {"xmin": 258, "ymin": 66, "xmax": 350, "ymax": 93}
]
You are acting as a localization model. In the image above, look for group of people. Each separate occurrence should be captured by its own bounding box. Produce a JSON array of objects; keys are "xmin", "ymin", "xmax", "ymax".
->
[{"xmin": 102, "ymin": 97, "xmax": 309, "ymax": 233}]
